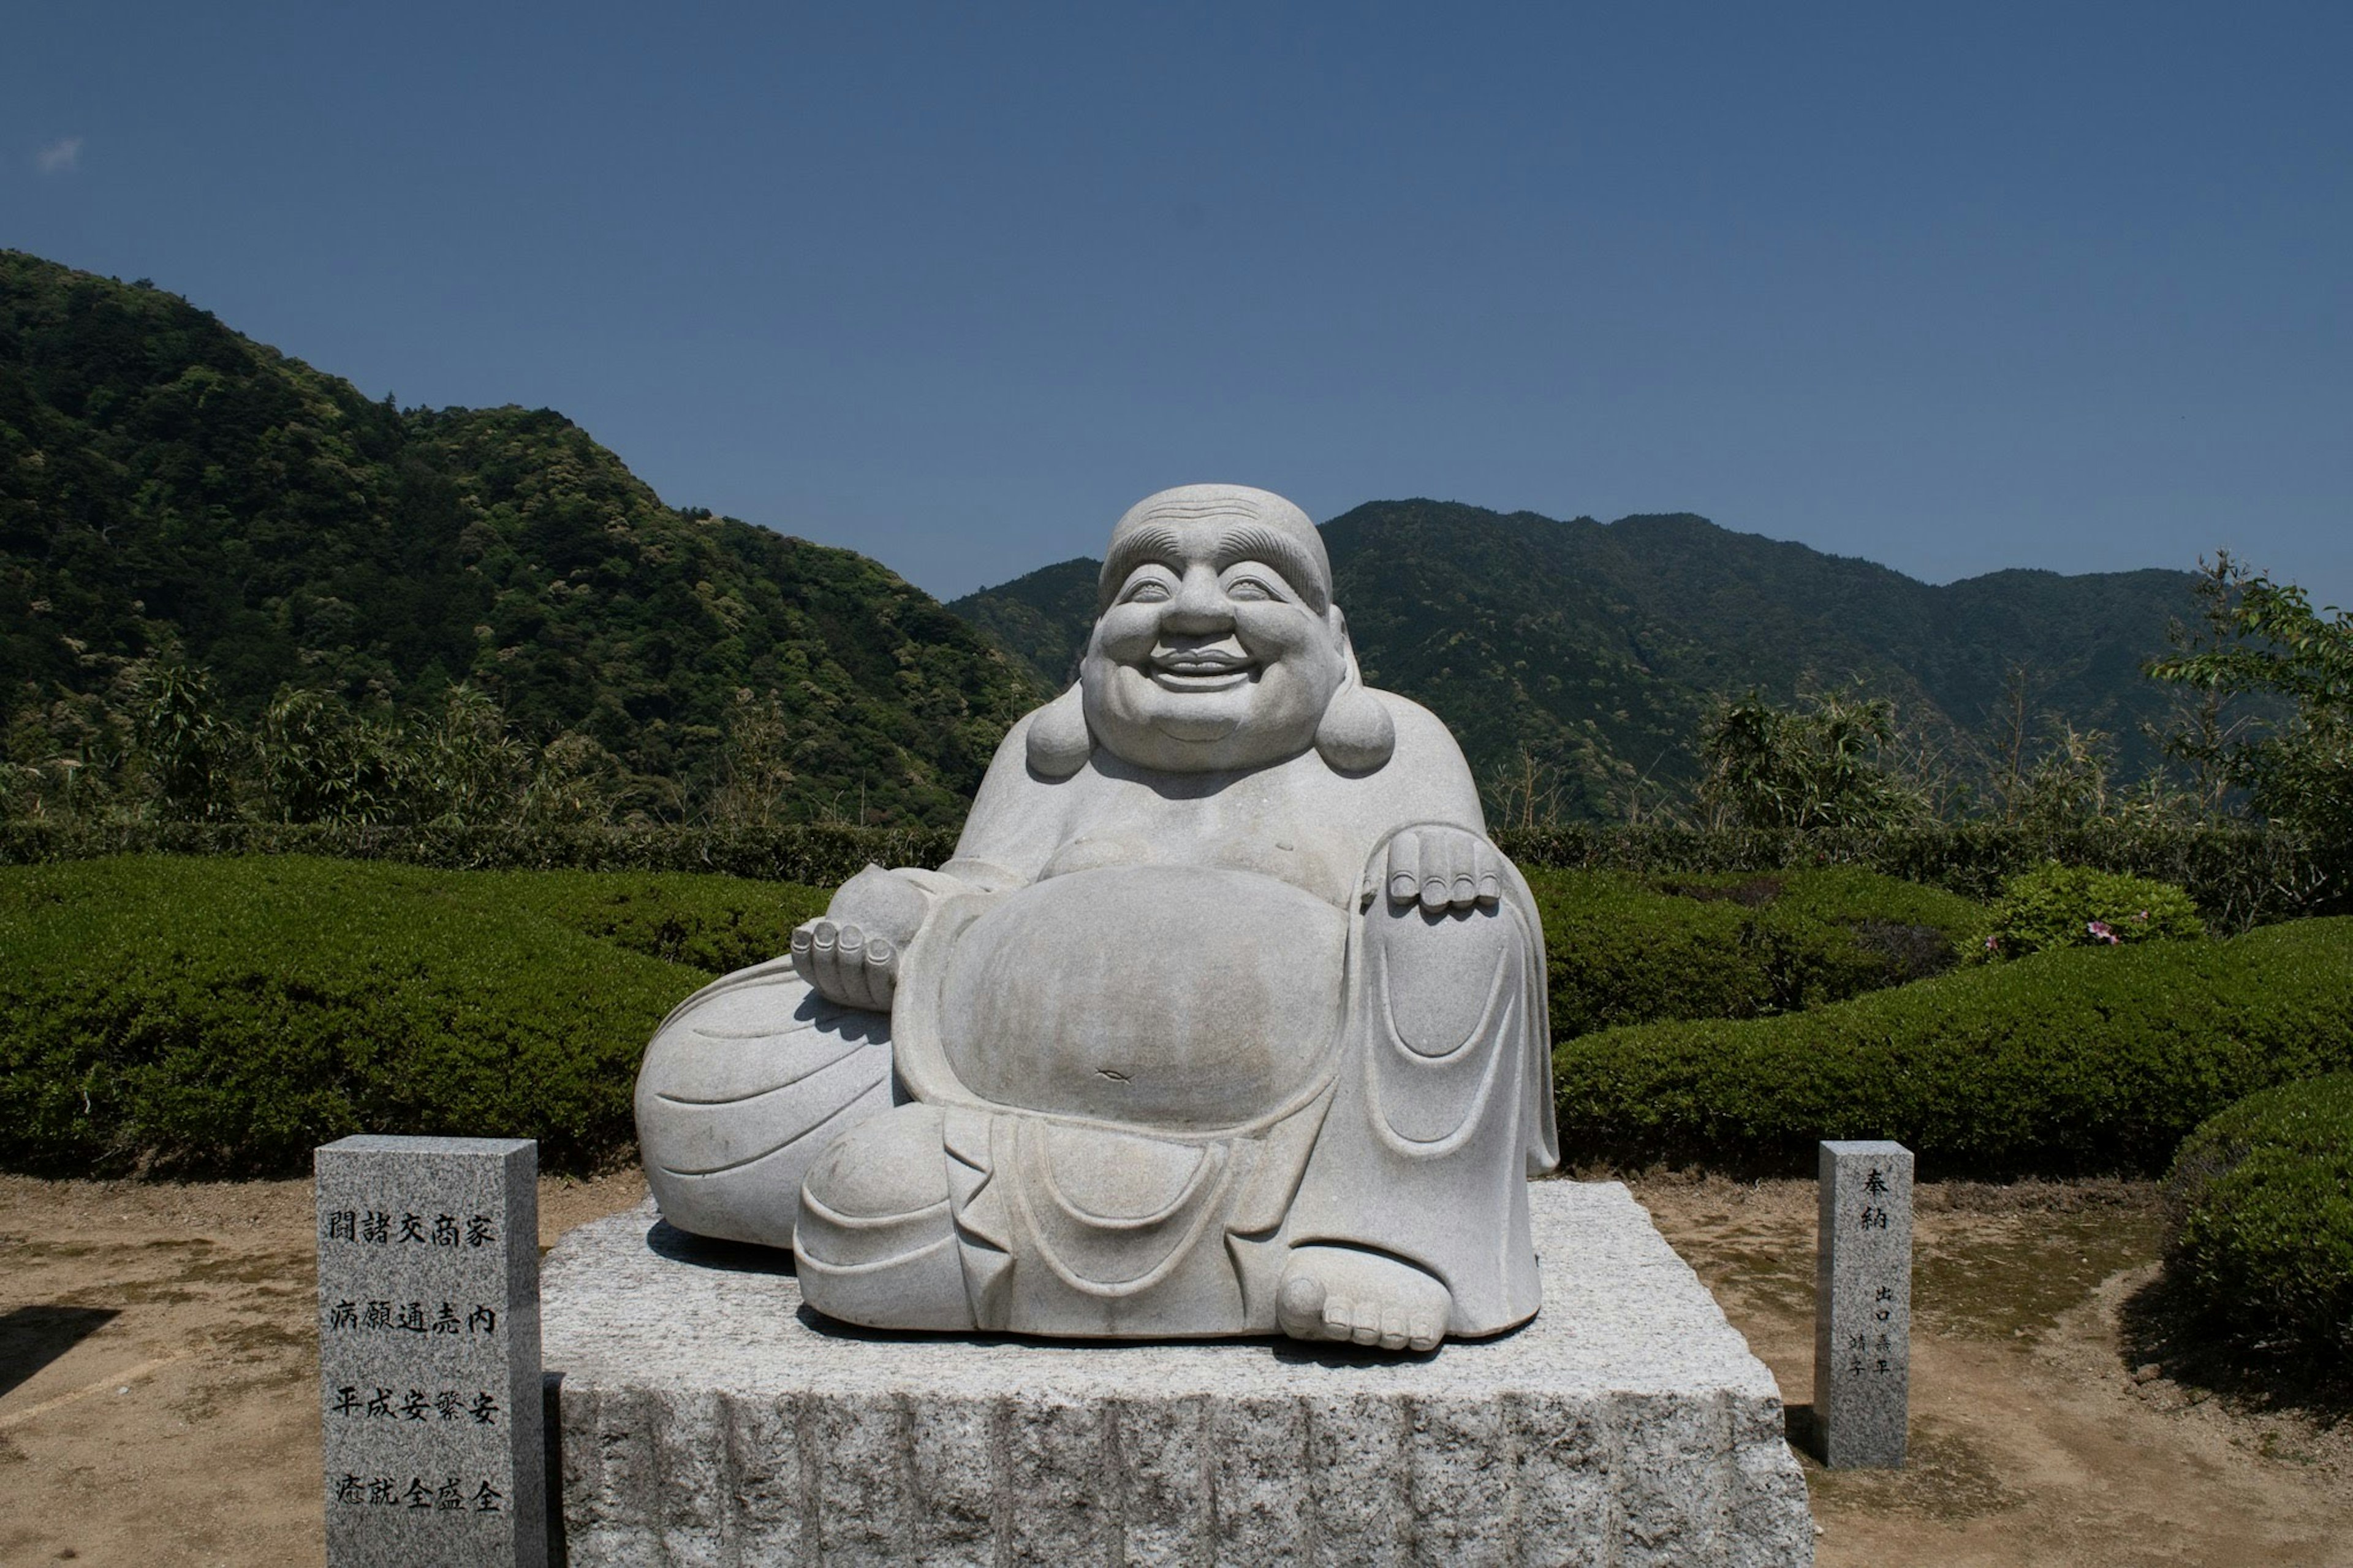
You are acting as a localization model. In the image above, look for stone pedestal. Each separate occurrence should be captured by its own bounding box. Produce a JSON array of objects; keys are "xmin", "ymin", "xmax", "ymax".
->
[{"xmin": 541, "ymin": 1181, "xmax": 1812, "ymax": 1567}]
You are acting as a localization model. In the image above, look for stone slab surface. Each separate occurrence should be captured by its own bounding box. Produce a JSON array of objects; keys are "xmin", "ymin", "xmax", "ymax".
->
[
  {"xmin": 542, "ymin": 1181, "xmax": 1811, "ymax": 1566},
  {"xmin": 316, "ymin": 1134, "xmax": 545, "ymax": 1567},
  {"xmin": 1813, "ymin": 1140, "xmax": 1912, "ymax": 1468}
]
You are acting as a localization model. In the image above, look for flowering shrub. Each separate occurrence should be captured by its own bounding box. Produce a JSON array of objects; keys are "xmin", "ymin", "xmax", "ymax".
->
[{"xmin": 1981, "ymin": 862, "xmax": 2203, "ymax": 960}]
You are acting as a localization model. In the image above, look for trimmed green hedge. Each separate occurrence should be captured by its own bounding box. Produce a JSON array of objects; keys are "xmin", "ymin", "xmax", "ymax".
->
[
  {"xmin": 0, "ymin": 822, "xmax": 958, "ymax": 887},
  {"xmin": 2164, "ymin": 1074, "xmax": 2353, "ymax": 1368},
  {"xmin": 12, "ymin": 852, "xmax": 2347, "ymax": 1183},
  {"xmin": 0, "ymin": 855, "xmax": 827, "ymax": 1176},
  {"xmin": 6, "ymin": 819, "xmax": 2343, "ymax": 931},
  {"xmin": 1553, "ymin": 918, "xmax": 2353, "ymax": 1176},
  {"xmin": 1525, "ymin": 866, "xmax": 1984, "ymax": 1039},
  {"xmin": 1497, "ymin": 820, "xmax": 2346, "ymax": 931},
  {"xmin": 1983, "ymin": 862, "xmax": 2203, "ymax": 959}
]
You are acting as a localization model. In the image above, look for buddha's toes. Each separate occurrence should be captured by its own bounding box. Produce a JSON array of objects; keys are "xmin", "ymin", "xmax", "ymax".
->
[{"xmin": 1276, "ymin": 1244, "xmax": 1451, "ymax": 1352}]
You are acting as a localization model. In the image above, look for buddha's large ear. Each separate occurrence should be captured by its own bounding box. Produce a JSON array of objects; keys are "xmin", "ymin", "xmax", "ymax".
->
[
  {"xmin": 1314, "ymin": 615, "xmax": 1395, "ymax": 774},
  {"xmin": 1026, "ymin": 682, "xmax": 1093, "ymax": 778}
]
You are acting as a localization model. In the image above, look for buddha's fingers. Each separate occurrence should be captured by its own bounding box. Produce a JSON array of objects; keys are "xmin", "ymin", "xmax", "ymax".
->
[
  {"xmin": 1449, "ymin": 833, "xmax": 1480, "ymax": 909},
  {"xmin": 1420, "ymin": 829, "xmax": 1455, "ymax": 914},
  {"xmin": 1386, "ymin": 829, "xmax": 1422, "ymax": 906},
  {"xmin": 833, "ymin": 923, "xmax": 872, "ymax": 1008},
  {"xmin": 863, "ymin": 936, "xmax": 898, "ymax": 1011},
  {"xmin": 792, "ymin": 919, "xmax": 839, "ymax": 996}
]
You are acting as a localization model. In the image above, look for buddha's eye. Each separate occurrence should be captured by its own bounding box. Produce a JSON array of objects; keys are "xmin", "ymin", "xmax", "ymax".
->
[
  {"xmin": 1224, "ymin": 574, "xmax": 1279, "ymax": 602},
  {"xmin": 1122, "ymin": 577, "xmax": 1173, "ymax": 604}
]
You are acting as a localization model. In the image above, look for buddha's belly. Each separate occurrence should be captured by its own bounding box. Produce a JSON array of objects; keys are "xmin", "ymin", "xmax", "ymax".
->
[{"xmin": 938, "ymin": 865, "xmax": 1350, "ymax": 1131}]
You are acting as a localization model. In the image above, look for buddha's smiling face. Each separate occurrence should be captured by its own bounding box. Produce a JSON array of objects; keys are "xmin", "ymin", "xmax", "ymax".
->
[{"xmin": 1081, "ymin": 499, "xmax": 1347, "ymax": 774}]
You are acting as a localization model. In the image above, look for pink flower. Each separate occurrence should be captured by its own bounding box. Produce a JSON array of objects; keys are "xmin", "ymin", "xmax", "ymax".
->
[{"xmin": 2087, "ymin": 920, "xmax": 2120, "ymax": 945}]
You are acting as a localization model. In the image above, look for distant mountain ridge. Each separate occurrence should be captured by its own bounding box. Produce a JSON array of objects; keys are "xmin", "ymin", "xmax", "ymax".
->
[
  {"xmin": 2, "ymin": 248, "xmax": 2197, "ymax": 828},
  {"xmin": 951, "ymin": 501, "xmax": 2197, "ymax": 818},
  {"xmin": 0, "ymin": 251, "xmax": 1044, "ymax": 824}
]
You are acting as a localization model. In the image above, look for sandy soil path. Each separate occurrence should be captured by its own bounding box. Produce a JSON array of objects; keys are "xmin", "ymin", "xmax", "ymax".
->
[{"xmin": 2, "ymin": 1171, "xmax": 2343, "ymax": 1566}]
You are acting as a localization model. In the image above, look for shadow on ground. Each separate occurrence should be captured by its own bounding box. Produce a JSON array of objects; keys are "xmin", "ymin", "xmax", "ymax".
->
[
  {"xmin": 0, "ymin": 1304, "xmax": 119, "ymax": 1397},
  {"xmin": 2116, "ymin": 1268, "xmax": 2353, "ymax": 1429}
]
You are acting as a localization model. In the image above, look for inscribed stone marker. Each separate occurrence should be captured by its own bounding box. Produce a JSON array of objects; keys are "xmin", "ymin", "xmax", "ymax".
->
[
  {"xmin": 316, "ymin": 1135, "xmax": 544, "ymax": 1567},
  {"xmin": 1814, "ymin": 1138, "xmax": 1912, "ymax": 1467}
]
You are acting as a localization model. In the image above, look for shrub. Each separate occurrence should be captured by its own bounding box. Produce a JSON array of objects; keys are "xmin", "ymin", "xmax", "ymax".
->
[
  {"xmin": 0, "ymin": 856, "xmax": 828, "ymax": 1176},
  {"xmin": 2164, "ymin": 1074, "xmax": 2353, "ymax": 1369},
  {"xmin": 1553, "ymin": 918, "xmax": 2353, "ymax": 1176},
  {"xmin": 0, "ymin": 821, "xmax": 959, "ymax": 886},
  {"xmin": 1984, "ymin": 862, "xmax": 2203, "ymax": 960},
  {"xmin": 1523, "ymin": 866, "xmax": 1983, "ymax": 1039},
  {"xmin": 1492, "ymin": 820, "xmax": 2347, "ymax": 932}
]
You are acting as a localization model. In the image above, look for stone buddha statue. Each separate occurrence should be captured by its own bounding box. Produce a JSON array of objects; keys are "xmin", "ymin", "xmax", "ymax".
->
[{"xmin": 635, "ymin": 484, "xmax": 1556, "ymax": 1352}]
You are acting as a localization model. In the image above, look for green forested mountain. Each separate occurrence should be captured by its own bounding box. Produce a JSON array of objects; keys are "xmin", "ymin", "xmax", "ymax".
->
[
  {"xmin": 952, "ymin": 501, "xmax": 2199, "ymax": 819},
  {"xmin": 3, "ymin": 249, "xmax": 2203, "ymax": 832},
  {"xmin": 0, "ymin": 252, "xmax": 1044, "ymax": 825}
]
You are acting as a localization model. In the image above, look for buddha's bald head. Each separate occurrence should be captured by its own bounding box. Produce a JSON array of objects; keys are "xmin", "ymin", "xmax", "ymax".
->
[{"xmin": 1097, "ymin": 484, "xmax": 1331, "ymax": 615}]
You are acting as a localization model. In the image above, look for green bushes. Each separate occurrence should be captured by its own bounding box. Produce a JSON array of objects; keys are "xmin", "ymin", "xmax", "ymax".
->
[
  {"xmin": 1553, "ymin": 918, "xmax": 2353, "ymax": 1176},
  {"xmin": 1493, "ymin": 820, "xmax": 2346, "ymax": 931},
  {"xmin": 1983, "ymin": 862, "xmax": 2203, "ymax": 959},
  {"xmin": 6, "ymin": 820, "xmax": 2342, "ymax": 931},
  {"xmin": 11, "ymin": 850, "xmax": 2347, "ymax": 1186},
  {"xmin": 2164, "ymin": 1075, "xmax": 2353, "ymax": 1368},
  {"xmin": 0, "ymin": 856, "xmax": 827, "ymax": 1176},
  {"xmin": 1525, "ymin": 866, "xmax": 1983, "ymax": 1039},
  {"xmin": 0, "ymin": 820, "xmax": 957, "ymax": 887}
]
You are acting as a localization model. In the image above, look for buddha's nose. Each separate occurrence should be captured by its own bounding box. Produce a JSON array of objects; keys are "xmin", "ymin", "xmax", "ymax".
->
[{"xmin": 1160, "ymin": 569, "xmax": 1233, "ymax": 635}]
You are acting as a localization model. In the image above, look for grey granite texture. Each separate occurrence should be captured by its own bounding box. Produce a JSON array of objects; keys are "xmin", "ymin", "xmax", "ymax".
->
[
  {"xmin": 543, "ymin": 1180, "xmax": 1813, "ymax": 1566},
  {"xmin": 316, "ymin": 1135, "xmax": 546, "ymax": 1567},
  {"xmin": 638, "ymin": 484, "xmax": 1559, "ymax": 1352},
  {"xmin": 1812, "ymin": 1141, "xmax": 1912, "ymax": 1468}
]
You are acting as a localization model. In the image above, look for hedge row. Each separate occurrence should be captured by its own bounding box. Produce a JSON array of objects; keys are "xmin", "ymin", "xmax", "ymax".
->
[
  {"xmin": 1497, "ymin": 821, "xmax": 2346, "ymax": 932},
  {"xmin": 9, "ymin": 852, "xmax": 2328, "ymax": 1181},
  {"xmin": 0, "ymin": 855, "xmax": 828, "ymax": 1176},
  {"xmin": 2165, "ymin": 1074, "xmax": 2353, "ymax": 1369},
  {"xmin": 6, "ymin": 819, "xmax": 2336, "ymax": 931},
  {"xmin": 1552, "ymin": 917, "xmax": 2353, "ymax": 1177},
  {"xmin": 1523, "ymin": 866, "xmax": 1984, "ymax": 1039},
  {"xmin": 0, "ymin": 821, "xmax": 959, "ymax": 888}
]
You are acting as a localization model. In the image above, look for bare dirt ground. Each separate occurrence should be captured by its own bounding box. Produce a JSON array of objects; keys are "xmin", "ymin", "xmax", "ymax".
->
[
  {"xmin": 2, "ymin": 1170, "xmax": 2346, "ymax": 1566},
  {"xmin": 1634, "ymin": 1173, "xmax": 2353, "ymax": 1568}
]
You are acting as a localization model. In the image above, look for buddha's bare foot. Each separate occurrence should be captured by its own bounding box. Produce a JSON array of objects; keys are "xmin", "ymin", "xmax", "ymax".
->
[{"xmin": 1276, "ymin": 1245, "xmax": 1449, "ymax": 1352}]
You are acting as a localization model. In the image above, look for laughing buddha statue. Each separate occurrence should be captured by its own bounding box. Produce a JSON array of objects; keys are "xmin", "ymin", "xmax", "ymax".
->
[{"xmin": 635, "ymin": 484, "xmax": 1557, "ymax": 1352}]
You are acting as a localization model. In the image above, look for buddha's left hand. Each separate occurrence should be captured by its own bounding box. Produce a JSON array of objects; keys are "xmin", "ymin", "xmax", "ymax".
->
[{"xmin": 1370, "ymin": 825, "xmax": 1504, "ymax": 914}]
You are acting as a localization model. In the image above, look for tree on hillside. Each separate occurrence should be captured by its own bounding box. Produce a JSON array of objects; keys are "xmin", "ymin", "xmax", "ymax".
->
[
  {"xmin": 1697, "ymin": 687, "xmax": 1927, "ymax": 831},
  {"xmin": 137, "ymin": 662, "xmax": 237, "ymax": 822},
  {"xmin": 2148, "ymin": 554, "xmax": 2353, "ymax": 844}
]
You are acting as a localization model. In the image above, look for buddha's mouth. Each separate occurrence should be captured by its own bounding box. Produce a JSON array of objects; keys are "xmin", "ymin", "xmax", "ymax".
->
[{"xmin": 1148, "ymin": 649, "xmax": 1257, "ymax": 691}]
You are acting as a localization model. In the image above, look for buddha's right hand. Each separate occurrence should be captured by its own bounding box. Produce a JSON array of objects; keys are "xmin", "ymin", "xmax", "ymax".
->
[{"xmin": 790, "ymin": 865, "xmax": 933, "ymax": 1012}]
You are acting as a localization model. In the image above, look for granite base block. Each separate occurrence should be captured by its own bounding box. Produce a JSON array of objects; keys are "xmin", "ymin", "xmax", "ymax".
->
[{"xmin": 540, "ymin": 1181, "xmax": 1813, "ymax": 1567}]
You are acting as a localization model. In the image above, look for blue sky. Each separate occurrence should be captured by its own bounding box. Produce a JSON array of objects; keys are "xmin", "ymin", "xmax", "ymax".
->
[{"xmin": 6, "ymin": 4, "xmax": 2348, "ymax": 608}]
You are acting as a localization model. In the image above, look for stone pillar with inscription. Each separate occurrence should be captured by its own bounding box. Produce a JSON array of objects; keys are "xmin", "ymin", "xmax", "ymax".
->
[
  {"xmin": 316, "ymin": 1135, "xmax": 545, "ymax": 1567},
  {"xmin": 1813, "ymin": 1138, "xmax": 1912, "ymax": 1468}
]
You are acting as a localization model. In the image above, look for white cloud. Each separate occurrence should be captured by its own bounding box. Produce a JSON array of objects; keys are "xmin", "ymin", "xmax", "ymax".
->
[{"xmin": 36, "ymin": 137, "xmax": 83, "ymax": 175}]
